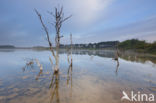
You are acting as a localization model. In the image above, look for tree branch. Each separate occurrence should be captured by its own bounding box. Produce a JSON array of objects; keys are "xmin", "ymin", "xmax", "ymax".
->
[{"xmin": 34, "ymin": 9, "xmax": 56, "ymax": 60}]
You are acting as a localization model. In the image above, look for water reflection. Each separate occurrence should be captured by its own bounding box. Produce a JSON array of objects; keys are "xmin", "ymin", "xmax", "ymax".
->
[
  {"xmin": 67, "ymin": 64, "xmax": 73, "ymax": 86},
  {"xmin": 115, "ymin": 60, "xmax": 119, "ymax": 76},
  {"xmin": 0, "ymin": 49, "xmax": 15, "ymax": 52},
  {"xmin": 49, "ymin": 72, "xmax": 60, "ymax": 103},
  {"xmin": 0, "ymin": 50, "xmax": 156, "ymax": 103},
  {"xmin": 120, "ymin": 52, "xmax": 156, "ymax": 64},
  {"xmin": 60, "ymin": 50, "xmax": 115, "ymax": 58},
  {"xmin": 60, "ymin": 50, "xmax": 156, "ymax": 64},
  {"xmin": 22, "ymin": 59, "xmax": 35, "ymax": 72},
  {"xmin": 48, "ymin": 63, "xmax": 73, "ymax": 103},
  {"xmin": 22, "ymin": 57, "xmax": 74, "ymax": 103},
  {"xmin": 36, "ymin": 70, "xmax": 43, "ymax": 80},
  {"xmin": 67, "ymin": 63, "xmax": 73, "ymax": 97}
]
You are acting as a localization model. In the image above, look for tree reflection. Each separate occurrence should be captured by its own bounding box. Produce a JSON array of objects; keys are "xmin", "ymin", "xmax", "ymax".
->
[
  {"xmin": 60, "ymin": 50, "xmax": 156, "ymax": 64},
  {"xmin": 35, "ymin": 70, "xmax": 43, "ymax": 80},
  {"xmin": 67, "ymin": 62, "xmax": 73, "ymax": 97},
  {"xmin": 22, "ymin": 59, "xmax": 34, "ymax": 72},
  {"xmin": 49, "ymin": 72, "xmax": 60, "ymax": 103},
  {"xmin": 115, "ymin": 60, "xmax": 119, "ymax": 76},
  {"xmin": 113, "ymin": 47, "xmax": 120, "ymax": 76},
  {"xmin": 22, "ymin": 56, "xmax": 74, "ymax": 103}
]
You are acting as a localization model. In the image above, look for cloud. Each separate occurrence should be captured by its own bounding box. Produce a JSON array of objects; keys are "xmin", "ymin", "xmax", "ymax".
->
[
  {"xmin": 63, "ymin": 0, "xmax": 113, "ymax": 25},
  {"xmin": 0, "ymin": 0, "xmax": 156, "ymax": 46},
  {"xmin": 40, "ymin": 0, "xmax": 114, "ymax": 32},
  {"xmin": 70, "ymin": 16, "xmax": 156, "ymax": 43}
]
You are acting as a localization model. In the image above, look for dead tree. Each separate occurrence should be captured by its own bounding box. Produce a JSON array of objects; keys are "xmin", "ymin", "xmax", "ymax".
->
[
  {"xmin": 67, "ymin": 34, "xmax": 73, "ymax": 67},
  {"xmin": 114, "ymin": 42, "xmax": 119, "ymax": 60},
  {"xmin": 114, "ymin": 42, "xmax": 119, "ymax": 76},
  {"xmin": 70, "ymin": 34, "xmax": 73, "ymax": 66},
  {"xmin": 67, "ymin": 34, "xmax": 73, "ymax": 96},
  {"xmin": 35, "ymin": 7, "xmax": 71, "ymax": 73}
]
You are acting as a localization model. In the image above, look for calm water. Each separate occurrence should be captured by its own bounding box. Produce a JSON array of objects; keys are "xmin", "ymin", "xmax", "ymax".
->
[{"xmin": 0, "ymin": 49, "xmax": 156, "ymax": 103}]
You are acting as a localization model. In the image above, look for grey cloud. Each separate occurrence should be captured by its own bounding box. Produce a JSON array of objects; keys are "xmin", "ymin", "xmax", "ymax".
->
[{"xmin": 73, "ymin": 16, "xmax": 156, "ymax": 43}]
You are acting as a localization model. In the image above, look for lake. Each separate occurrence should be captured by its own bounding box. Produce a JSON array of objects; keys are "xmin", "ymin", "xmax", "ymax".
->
[{"xmin": 0, "ymin": 49, "xmax": 156, "ymax": 103}]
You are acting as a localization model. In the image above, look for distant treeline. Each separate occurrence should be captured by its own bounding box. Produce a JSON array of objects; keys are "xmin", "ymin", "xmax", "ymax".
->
[
  {"xmin": 60, "ymin": 39, "xmax": 156, "ymax": 54},
  {"xmin": 1, "ymin": 39, "xmax": 156, "ymax": 54},
  {"xmin": 60, "ymin": 41, "xmax": 119, "ymax": 49},
  {"xmin": 0, "ymin": 45, "xmax": 15, "ymax": 49},
  {"xmin": 118, "ymin": 39, "xmax": 156, "ymax": 54}
]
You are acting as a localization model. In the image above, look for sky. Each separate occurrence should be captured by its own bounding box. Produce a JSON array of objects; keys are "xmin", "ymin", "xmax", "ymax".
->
[{"xmin": 0, "ymin": 0, "xmax": 156, "ymax": 47}]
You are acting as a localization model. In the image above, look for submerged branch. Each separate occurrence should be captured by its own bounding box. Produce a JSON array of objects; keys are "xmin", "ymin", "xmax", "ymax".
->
[
  {"xmin": 35, "ymin": 59, "xmax": 43, "ymax": 71},
  {"xmin": 36, "ymin": 70, "xmax": 43, "ymax": 80}
]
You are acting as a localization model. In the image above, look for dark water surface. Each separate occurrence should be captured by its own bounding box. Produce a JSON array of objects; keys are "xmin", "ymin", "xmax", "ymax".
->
[{"xmin": 0, "ymin": 49, "xmax": 156, "ymax": 103}]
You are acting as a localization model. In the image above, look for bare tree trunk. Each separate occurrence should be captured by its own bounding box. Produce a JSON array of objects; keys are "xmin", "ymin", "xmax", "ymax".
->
[
  {"xmin": 53, "ymin": 7, "xmax": 71, "ymax": 73},
  {"xmin": 70, "ymin": 34, "xmax": 73, "ymax": 67}
]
